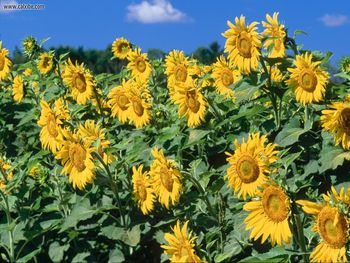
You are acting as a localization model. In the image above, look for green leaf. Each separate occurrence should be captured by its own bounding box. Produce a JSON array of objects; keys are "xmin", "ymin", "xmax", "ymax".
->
[
  {"xmin": 280, "ymin": 151, "xmax": 302, "ymax": 170},
  {"xmin": 101, "ymin": 225, "xmax": 124, "ymax": 240},
  {"xmin": 108, "ymin": 247, "xmax": 125, "ymax": 263},
  {"xmin": 17, "ymin": 248, "xmax": 41, "ymax": 263},
  {"xmin": 49, "ymin": 242, "xmax": 69, "ymax": 262},
  {"xmin": 121, "ymin": 225, "xmax": 141, "ymax": 247},
  {"xmin": 184, "ymin": 130, "xmax": 210, "ymax": 149},
  {"xmin": 319, "ymin": 147, "xmax": 350, "ymax": 173},
  {"xmin": 72, "ymin": 252, "xmax": 89, "ymax": 263},
  {"xmin": 275, "ymin": 118, "xmax": 311, "ymax": 147}
]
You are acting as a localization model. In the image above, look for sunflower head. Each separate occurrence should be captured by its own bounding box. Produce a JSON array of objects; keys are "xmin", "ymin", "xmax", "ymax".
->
[
  {"xmin": 0, "ymin": 41, "xmax": 12, "ymax": 81},
  {"xmin": 12, "ymin": 75, "xmax": 25, "ymax": 103},
  {"xmin": 150, "ymin": 148, "xmax": 182, "ymax": 209},
  {"xmin": 112, "ymin": 37, "xmax": 131, "ymax": 59},
  {"xmin": 244, "ymin": 183, "xmax": 292, "ymax": 246},
  {"xmin": 127, "ymin": 48, "xmax": 152, "ymax": 81},
  {"xmin": 108, "ymin": 79, "xmax": 131, "ymax": 124},
  {"xmin": 225, "ymin": 133, "xmax": 279, "ymax": 199},
  {"xmin": 38, "ymin": 52, "xmax": 54, "ymax": 75},
  {"xmin": 340, "ymin": 56, "xmax": 350, "ymax": 73},
  {"xmin": 161, "ymin": 220, "xmax": 205, "ymax": 263},
  {"xmin": 262, "ymin": 12, "xmax": 286, "ymax": 58},
  {"xmin": 286, "ymin": 52, "xmax": 329, "ymax": 105},
  {"xmin": 0, "ymin": 158, "xmax": 14, "ymax": 192},
  {"xmin": 62, "ymin": 58, "xmax": 95, "ymax": 105},
  {"xmin": 222, "ymin": 15, "xmax": 261, "ymax": 74},
  {"xmin": 22, "ymin": 36, "xmax": 39, "ymax": 57},
  {"xmin": 321, "ymin": 102, "xmax": 350, "ymax": 149},
  {"xmin": 132, "ymin": 164, "xmax": 155, "ymax": 215}
]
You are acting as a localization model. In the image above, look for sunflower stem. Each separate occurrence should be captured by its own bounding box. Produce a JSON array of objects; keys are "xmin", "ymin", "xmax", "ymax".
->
[
  {"xmin": 0, "ymin": 190, "xmax": 15, "ymax": 262},
  {"xmin": 207, "ymin": 97, "xmax": 222, "ymax": 122},
  {"xmin": 93, "ymin": 152, "xmax": 126, "ymax": 228},
  {"xmin": 292, "ymin": 200, "xmax": 309, "ymax": 263},
  {"xmin": 304, "ymin": 105, "xmax": 309, "ymax": 124}
]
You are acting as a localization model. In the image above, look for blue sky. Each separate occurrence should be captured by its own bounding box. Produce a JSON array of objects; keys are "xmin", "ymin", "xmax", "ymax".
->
[{"xmin": 0, "ymin": 0, "xmax": 349, "ymax": 64}]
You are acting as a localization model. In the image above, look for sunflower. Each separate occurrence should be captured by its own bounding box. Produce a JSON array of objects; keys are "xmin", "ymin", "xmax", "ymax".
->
[
  {"xmin": 132, "ymin": 164, "xmax": 155, "ymax": 215},
  {"xmin": 286, "ymin": 53, "xmax": 329, "ymax": 105},
  {"xmin": 172, "ymin": 80, "xmax": 207, "ymax": 128},
  {"xmin": 112, "ymin": 37, "xmax": 131, "ymax": 59},
  {"xmin": 225, "ymin": 133, "xmax": 279, "ymax": 199},
  {"xmin": 297, "ymin": 188, "xmax": 349, "ymax": 263},
  {"xmin": 22, "ymin": 36, "xmax": 38, "ymax": 56},
  {"xmin": 165, "ymin": 50, "xmax": 194, "ymax": 100},
  {"xmin": 55, "ymin": 129, "xmax": 95, "ymax": 190},
  {"xmin": 12, "ymin": 75, "xmax": 25, "ymax": 103},
  {"xmin": 262, "ymin": 12, "xmax": 286, "ymax": 58},
  {"xmin": 78, "ymin": 120, "xmax": 113, "ymax": 164},
  {"xmin": 23, "ymin": 68, "xmax": 32, "ymax": 76},
  {"xmin": 321, "ymin": 102, "xmax": 350, "ymax": 150},
  {"xmin": 107, "ymin": 79, "xmax": 131, "ymax": 124},
  {"xmin": 212, "ymin": 55, "xmax": 241, "ymax": 98},
  {"xmin": 244, "ymin": 184, "xmax": 292, "ymax": 246},
  {"xmin": 37, "ymin": 52, "xmax": 54, "ymax": 75},
  {"xmin": 190, "ymin": 60, "xmax": 212, "ymax": 88},
  {"xmin": 127, "ymin": 48, "xmax": 152, "ymax": 81},
  {"xmin": 0, "ymin": 158, "xmax": 14, "ymax": 191},
  {"xmin": 340, "ymin": 56, "xmax": 350, "ymax": 73},
  {"xmin": 161, "ymin": 220, "xmax": 204, "ymax": 263},
  {"xmin": 150, "ymin": 148, "xmax": 182, "ymax": 209},
  {"xmin": 125, "ymin": 81, "xmax": 152, "ymax": 128},
  {"xmin": 62, "ymin": 58, "xmax": 95, "ymax": 105},
  {"xmin": 222, "ymin": 16, "xmax": 261, "ymax": 74},
  {"xmin": 0, "ymin": 42, "xmax": 12, "ymax": 81},
  {"xmin": 37, "ymin": 99, "xmax": 67, "ymax": 153}
]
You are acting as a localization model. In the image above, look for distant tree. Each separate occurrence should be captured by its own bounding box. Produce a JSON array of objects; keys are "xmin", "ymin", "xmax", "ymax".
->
[
  {"xmin": 147, "ymin": 48, "xmax": 166, "ymax": 60},
  {"xmin": 191, "ymin": 41, "xmax": 223, "ymax": 64}
]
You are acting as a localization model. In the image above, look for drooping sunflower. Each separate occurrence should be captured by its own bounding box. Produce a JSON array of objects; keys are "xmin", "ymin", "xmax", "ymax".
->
[
  {"xmin": 286, "ymin": 53, "xmax": 329, "ymax": 105},
  {"xmin": 262, "ymin": 12, "xmax": 286, "ymax": 58},
  {"xmin": 244, "ymin": 184, "xmax": 292, "ymax": 246},
  {"xmin": 165, "ymin": 50, "xmax": 194, "ymax": 100},
  {"xmin": 225, "ymin": 133, "xmax": 279, "ymax": 200},
  {"xmin": 0, "ymin": 41, "xmax": 12, "ymax": 81},
  {"xmin": 78, "ymin": 120, "xmax": 113, "ymax": 164},
  {"xmin": 125, "ymin": 82, "xmax": 152, "ymax": 128},
  {"xmin": 55, "ymin": 129, "xmax": 95, "ymax": 190},
  {"xmin": 161, "ymin": 220, "xmax": 205, "ymax": 263},
  {"xmin": 190, "ymin": 59, "xmax": 212, "ymax": 88},
  {"xmin": 107, "ymin": 79, "xmax": 131, "ymax": 124},
  {"xmin": 112, "ymin": 37, "xmax": 131, "ymax": 59},
  {"xmin": 23, "ymin": 68, "xmax": 32, "ymax": 76},
  {"xmin": 0, "ymin": 158, "xmax": 14, "ymax": 191},
  {"xmin": 37, "ymin": 52, "xmax": 54, "ymax": 75},
  {"xmin": 212, "ymin": 55, "xmax": 241, "ymax": 98},
  {"xmin": 297, "ymin": 187, "xmax": 350, "ymax": 263},
  {"xmin": 12, "ymin": 75, "xmax": 25, "ymax": 103},
  {"xmin": 62, "ymin": 58, "xmax": 95, "ymax": 105},
  {"xmin": 222, "ymin": 16, "xmax": 261, "ymax": 74},
  {"xmin": 37, "ymin": 99, "xmax": 66, "ymax": 153},
  {"xmin": 172, "ymin": 80, "xmax": 207, "ymax": 128},
  {"xmin": 321, "ymin": 102, "xmax": 350, "ymax": 150},
  {"xmin": 127, "ymin": 48, "xmax": 152, "ymax": 81},
  {"xmin": 150, "ymin": 148, "xmax": 182, "ymax": 209},
  {"xmin": 132, "ymin": 164, "xmax": 155, "ymax": 215}
]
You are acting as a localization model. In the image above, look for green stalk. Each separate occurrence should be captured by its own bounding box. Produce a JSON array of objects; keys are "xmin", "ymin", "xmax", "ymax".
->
[
  {"xmin": 93, "ymin": 152, "xmax": 126, "ymax": 227},
  {"xmin": 0, "ymin": 190, "xmax": 14, "ymax": 262}
]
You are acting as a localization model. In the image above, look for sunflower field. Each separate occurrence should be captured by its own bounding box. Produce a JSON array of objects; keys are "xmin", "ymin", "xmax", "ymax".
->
[{"xmin": 1, "ymin": 12, "xmax": 350, "ymax": 263}]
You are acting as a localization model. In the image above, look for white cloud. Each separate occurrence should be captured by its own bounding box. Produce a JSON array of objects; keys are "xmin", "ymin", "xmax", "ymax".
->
[
  {"xmin": 319, "ymin": 14, "xmax": 348, "ymax": 27},
  {"xmin": 0, "ymin": 0, "xmax": 19, "ymax": 13},
  {"xmin": 126, "ymin": 0, "xmax": 190, "ymax": 24}
]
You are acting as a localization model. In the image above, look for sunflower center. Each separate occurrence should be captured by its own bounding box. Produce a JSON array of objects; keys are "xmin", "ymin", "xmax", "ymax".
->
[
  {"xmin": 118, "ymin": 43, "xmax": 129, "ymax": 54},
  {"xmin": 262, "ymin": 186, "xmax": 289, "ymax": 222},
  {"xmin": 317, "ymin": 206, "xmax": 347, "ymax": 249},
  {"xmin": 42, "ymin": 57, "xmax": 50, "ymax": 69},
  {"xmin": 236, "ymin": 155, "xmax": 259, "ymax": 183},
  {"xmin": 186, "ymin": 90, "xmax": 200, "ymax": 113},
  {"xmin": 74, "ymin": 73, "xmax": 87, "ymax": 93},
  {"xmin": 160, "ymin": 167, "xmax": 173, "ymax": 192},
  {"xmin": 299, "ymin": 69, "xmax": 317, "ymax": 92},
  {"xmin": 175, "ymin": 65, "xmax": 188, "ymax": 82},
  {"xmin": 236, "ymin": 34, "xmax": 252, "ymax": 58},
  {"xmin": 179, "ymin": 245, "xmax": 191, "ymax": 259},
  {"xmin": 47, "ymin": 114, "xmax": 58, "ymax": 137},
  {"xmin": 339, "ymin": 108, "xmax": 350, "ymax": 134},
  {"xmin": 0, "ymin": 56, "xmax": 5, "ymax": 71},
  {"xmin": 69, "ymin": 144, "xmax": 87, "ymax": 172},
  {"xmin": 137, "ymin": 184, "xmax": 147, "ymax": 201},
  {"xmin": 132, "ymin": 99, "xmax": 144, "ymax": 116},
  {"xmin": 221, "ymin": 70, "xmax": 233, "ymax": 86},
  {"xmin": 136, "ymin": 59, "xmax": 146, "ymax": 73},
  {"xmin": 116, "ymin": 93, "xmax": 129, "ymax": 111}
]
